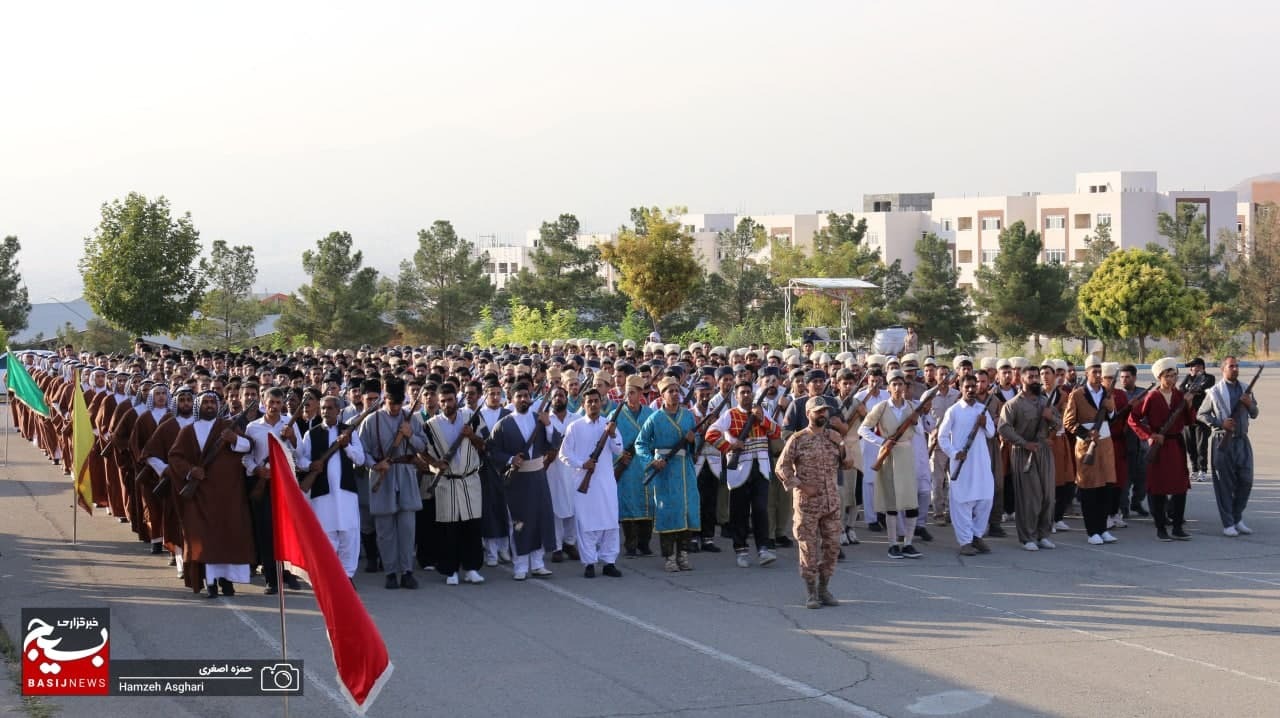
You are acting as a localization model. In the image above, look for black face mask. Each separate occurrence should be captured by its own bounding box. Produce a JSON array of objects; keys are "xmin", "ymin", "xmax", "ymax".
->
[{"xmin": 1027, "ymin": 383, "xmax": 1043, "ymax": 396}]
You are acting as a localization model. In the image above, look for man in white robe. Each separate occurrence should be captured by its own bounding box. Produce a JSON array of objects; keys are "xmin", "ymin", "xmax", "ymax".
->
[
  {"xmin": 558, "ymin": 389, "xmax": 624, "ymax": 578},
  {"xmin": 298, "ymin": 396, "xmax": 367, "ymax": 578},
  {"xmin": 938, "ymin": 375, "xmax": 995, "ymax": 555},
  {"xmin": 546, "ymin": 387, "xmax": 582, "ymax": 562}
]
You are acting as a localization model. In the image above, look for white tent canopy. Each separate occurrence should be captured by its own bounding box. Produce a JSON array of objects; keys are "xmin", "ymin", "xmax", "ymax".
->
[{"xmin": 784, "ymin": 277, "xmax": 878, "ymax": 352}]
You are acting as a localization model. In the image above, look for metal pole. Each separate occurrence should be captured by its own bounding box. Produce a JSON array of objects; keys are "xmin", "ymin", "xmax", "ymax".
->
[{"xmin": 277, "ymin": 559, "xmax": 288, "ymax": 718}]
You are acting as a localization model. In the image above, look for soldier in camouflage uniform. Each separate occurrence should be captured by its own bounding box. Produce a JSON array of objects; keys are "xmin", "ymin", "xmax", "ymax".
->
[{"xmin": 776, "ymin": 401, "xmax": 853, "ymax": 609}]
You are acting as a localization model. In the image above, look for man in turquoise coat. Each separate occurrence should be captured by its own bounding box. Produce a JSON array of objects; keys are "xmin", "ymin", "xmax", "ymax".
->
[
  {"xmin": 637, "ymin": 376, "xmax": 701, "ymax": 572},
  {"xmin": 615, "ymin": 375, "xmax": 655, "ymax": 557}
]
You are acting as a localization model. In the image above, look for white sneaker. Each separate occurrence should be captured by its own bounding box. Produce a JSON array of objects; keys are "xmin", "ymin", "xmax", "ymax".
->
[
  {"xmin": 463, "ymin": 570, "xmax": 485, "ymax": 584},
  {"xmin": 1053, "ymin": 521, "xmax": 1071, "ymax": 532},
  {"xmin": 1111, "ymin": 515, "xmax": 1127, "ymax": 529},
  {"xmin": 445, "ymin": 572, "xmax": 460, "ymax": 586},
  {"xmin": 1023, "ymin": 541, "xmax": 1039, "ymax": 551},
  {"xmin": 1236, "ymin": 522, "xmax": 1253, "ymax": 535},
  {"xmin": 498, "ymin": 549, "xmax": 512, "ymax": 564},
  {"xmin": 758, "ymin": 549, "xmax": 777, "ymax": 566},
  {"xmin": 1101, "ymin": 531, "xmax": 1118, "ymax": 543},
  {"xmin": 1223, "ymin": 526, "xmax": 1240, "ymax": 537},
  {"xmin": 512, "ymin": 571, "xmax": 528, "ymax": 581},
  {"xmin": 735, "ymin": 552, "xmax": 750, "ymax": 568},
  {"xmin": 1037, "ymin": 538, "xmax": 1056, "ymax": 549},
  {"xmin": 1106, "ymin": 516, "xmax": 1116, "ymax": 529},
  {"xmin": 485, "ymin": 557, "xmax": 498, "ymax": 567},
  {"xmin": 1088, "ymin": 534, "xmax": 1104, "ymax": 545}
]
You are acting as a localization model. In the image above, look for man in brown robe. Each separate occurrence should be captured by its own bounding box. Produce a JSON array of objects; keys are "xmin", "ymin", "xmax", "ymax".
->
[
  {"xmin": 167, "ymin": 391, "xmax": 256, "ymax": 598},
  {"xmin": 1062, "ymin": 356, "xmax": 1119, "ymax": 546},
  {"xmin": 140, "ymin": 386, "xmax": 193, "ymax": 576}
]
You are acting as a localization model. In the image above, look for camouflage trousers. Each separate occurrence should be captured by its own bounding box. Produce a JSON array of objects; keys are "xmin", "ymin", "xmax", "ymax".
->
[{"xmin": 793, "ymin": 504, "xmax": 842, "ymax": 582}]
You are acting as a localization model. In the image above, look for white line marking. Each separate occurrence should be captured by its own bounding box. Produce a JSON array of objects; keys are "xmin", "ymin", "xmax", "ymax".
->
[
  {"xmin": 229, "ymin": 603, "xmax": 360, "ymax": 717},
  {"xmin": 528, "ymin": 576, "xmax": 888, "ymax": 717},
  {"xmin": 1056, "ymin": 541, "xmax": 1280, "ymax": 587},
  {"xmin": 839, "ymin": 567, "xmax": 1280, "ymax": 688}
]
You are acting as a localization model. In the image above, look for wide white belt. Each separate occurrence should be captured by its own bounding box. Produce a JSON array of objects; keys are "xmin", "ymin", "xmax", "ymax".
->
[{"xmin": 517, "ymin": 456, "xmax": 547, "ymax": 473}]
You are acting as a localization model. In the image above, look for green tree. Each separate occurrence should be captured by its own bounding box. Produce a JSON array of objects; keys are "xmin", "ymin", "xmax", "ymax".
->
[
  {"xmin": 1064, "ymin": 220, "xmax": 1120, "ymax": 356},
  {"xmin": 601, "ymin": 207, "xmax": 702, "ymax": 332},
  {"xmin": 972, "ymin": 220, "xmax": 1073, "ymax": 354},
  {"xmin": 1229, "ymin": 204, "xmax": 1280, "ymax": 356},
  {"xmin": 394, "ymin": 220, "xmax": 495, "ymax": 345},
  {"xmin": 56, "ymin": 318, "xmax": 133, "ymax": 354},
  {"xmin": 0, "ymin": 236, "xmax": 31, "ymax": 333},
  {"xmin": 276, "ymin": 231, "xmax": 388, "ymax": 347},
  {"xmin": 900, "ymin": 233, "xmax": 977, "ymax": 355},
  {"xmin": 504, "ymin": 213, "xmax": 618, "ymax": 326},
  {"xmin": 705, "ymin": 217, "xmax": 777, "ymax": 329},
  {"xmin": 1077, "ymin": 248, "xmax": 1198, "ymax": 362},
  {"xmin": 1158, "ymin": 202, "xmax": 1221, "ymax": 291},
  {"xmin": 186, "ymin": 240, "xmax": 264, "ymax": 350},
  {"xmin": 472, "ymin": 298, "xmax": 579, "ymax": 346},
  {"xmin": 79, "ymin": 193, "xmax": 206, "ymax": 336}
]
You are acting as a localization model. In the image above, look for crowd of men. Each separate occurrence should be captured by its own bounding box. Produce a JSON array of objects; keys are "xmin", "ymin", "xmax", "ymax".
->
[{"xmin": 8, "ymin": 337, "xmax": 1261, "ymax": 609}]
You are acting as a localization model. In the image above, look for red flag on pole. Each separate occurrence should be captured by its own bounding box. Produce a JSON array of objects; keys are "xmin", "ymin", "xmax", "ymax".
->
[{"xmin": 267, "ymin": 433, "xmax": 393, "ymax": 713}]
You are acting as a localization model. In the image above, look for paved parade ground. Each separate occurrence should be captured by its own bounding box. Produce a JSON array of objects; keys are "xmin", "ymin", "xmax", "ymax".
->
[{"xmin": 2, "ymin": 374, "xmax": 1278, "ymax": 718}]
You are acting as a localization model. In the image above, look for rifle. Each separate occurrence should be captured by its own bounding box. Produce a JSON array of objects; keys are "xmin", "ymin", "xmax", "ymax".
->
[
  {"xmin": 1021, "ymin": 385, "xmax": 1059, "ymax": 473},
  {"xmin": 424, "ymin": 410, "xmax": 483, "ymax": 495},
  {"xmin": 948, "ymin": 394, "xmax": 996, "ymax": 481},
  {"xmin": 642, "ymin": 406, "xmax": 725, "ymax": 486},
  {"xmin": 298, "ymin": 403, "xmax": 380, "ymax": 494},
  {"xmin": 725, "ymin": 388, "xmax": 769, "ymax": 471},
  {"xmin": 871, "ymin": 385, "xmax": 941, "ymax": 472},
  {"xmin": 502, "ymin": 380, "xmax": 553, "ymax": 484},
  {"xmin": 1221, "ymin": 366, "xmax": 1263, "ymax": 445},
  {"xmin": 1143, "ymin": 374, "xmax": 1209, "ymax": 466},
  {"xmin": 577, "ymin": 401, "xmax": 626, "ymax": 494},
  {"xmin": 1113, "ymin": 383, "xmax": 1156, "ymax": 425},
  {"xmin": 180, "ymin": 412, "xmax": 253, "ymax": 498},
  {"xmin": 1080, "ymin": 370, "xmax": 1122, "ymax": 467},
  {"xmin": 372, "ymin": 393, "xmax": 424, "ymax": 494}
]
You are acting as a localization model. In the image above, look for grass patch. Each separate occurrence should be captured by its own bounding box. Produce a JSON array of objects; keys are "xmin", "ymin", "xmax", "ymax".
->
[{"xmin": 0, "ymin": 618, "xmax": 59, "ymax": 718}]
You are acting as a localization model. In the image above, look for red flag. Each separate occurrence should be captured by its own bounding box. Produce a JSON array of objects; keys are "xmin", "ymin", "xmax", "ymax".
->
[{"xmin": 267, "ymin": 433, "xmax": 393, "ymax": 713}]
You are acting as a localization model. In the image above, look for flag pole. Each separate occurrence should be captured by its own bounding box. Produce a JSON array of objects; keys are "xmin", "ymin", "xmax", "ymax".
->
[
  {"xmin": 72, "ymin": 469, "xmax": 78, "ymax": 545},
  {"xmin": 277, "ymin": 558, "xmax": 289, "ymax": 718}
]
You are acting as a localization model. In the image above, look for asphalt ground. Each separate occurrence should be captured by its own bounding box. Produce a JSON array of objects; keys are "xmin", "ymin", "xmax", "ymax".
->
[{"xmin": 2, "ymin": 375, "xmax": 1278, "ymax": 718}]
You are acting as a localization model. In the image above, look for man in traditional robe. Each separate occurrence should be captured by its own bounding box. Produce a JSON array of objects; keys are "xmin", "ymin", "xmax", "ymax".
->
[
  {"xmin": 106, "ymin": 375, "xmax": 149, "ymax": 540},
  {"xmin": 558, "ymin": 388, "xmax": 624, "ymax": 578},
  {"xmin": 1129, "ymin": 357, "xmax": 1197, "ymax": 541},
  {"xmin": 705, "ymin": 380, "xmax": 781, "ymax": 568},
  {"xmin": 938, "ymin": 374, "xmax": 995, "ymax": 555},
  {"xmin": 136, "ymin": 384, "xmax": 185, "ymax": 571},
  {"xmin": 545, "ymin": 386, "xmax": 581, "ymax": 562},
  {"xmin": 422, "ymin": 382, "xmax": 486, "ymax": 585},
  {"xmin": 344, "ymin": 378, "xmax": 384, "ymax": 573},
  {"xmin": 488, "ymin": 382, "xmax": 557, "ymax": 581},
  {"xmin": 636, "ymin": 376, "xmax": 700, "ymax": 572},
  {"xmin": 475, "ymin": 380, "xmax": 512, "ymax": 567},
  {"xmin": 298, "ymin": 395, "xmax": 366, "ymax": 579},
  {"xmin": 998, "ymin": 366, "xmax": 1060, "ymax": 551},
  {"xmin": 691, "ymin": 378, "xmax": 727, "ymax": 552},
  {"xmin": 1062, "ymin": 356, "xmax": 1120, "ymax": 546},
  {"xmin": 859, "ymin": 370, "xmax": 924, "ymax": 559},
  {"xmin": 360, "ymin": 377, "xmax": 426, "ymax": 589},
  {"xmin": 168, "ymin": 392, "xmax": 255, "ymax": 598},
  {"xmin": 616, "ymin": 375, "xmax": 655, "ymax": 558},
  {"xmin": 1199, "ymin": 356, "xmax": 1261, "ymax": 537}
]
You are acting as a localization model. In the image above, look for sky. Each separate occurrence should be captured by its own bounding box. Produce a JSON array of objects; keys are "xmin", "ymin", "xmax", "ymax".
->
[{"xmin": 2, "ymin": 1, "xmax": 1276, "ymax": 301}]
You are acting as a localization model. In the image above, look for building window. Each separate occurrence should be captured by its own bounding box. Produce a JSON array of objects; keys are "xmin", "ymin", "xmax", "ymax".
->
[
  {"xmin": 498, "ymin": 262, "xmax": 508, "ymax": 273},
  {"xmin": 510, "ymin": 264, "xmax": 518, "ymax": 274},
  {"xmin": 981, "ymin": 217, "xmax": 1001, "ymax": 231},
  {"xmin": 1237, "ymin": 221, "xmax": 1244, "ymax": 233},
  {"xmin": 1074, "ymin": 249, "xmax": 1087, "ymax": 263},
  {"xmin": 942, "ymin": 218, "xmax": 953, "ymax": 231},
  {"xmin": 1098, "ymin": 185, "xmax": 1107, "ymax": 193},
  {"xmin": 1045, "ymin": 249, "xmax": 1066, "ymax": 264},
  {"xmin": 957, "ymin": 249, "xmax": 973, "ymax": 263},
  {"xmin": 957, "ymin": 217, "xmax": 973, "ymax": 231},
  {"xmin": 1045, "ymin": 216, "xmax": 1066, "ymax": 230},
  {"xmin": 1073, "ymin": 213, "xmax": 1090, "ymax": 229},
  {"xmin": 485, "ymin": 262, "xmax": 495, "ymax": 274},
  {"xmin": 873, "ymin": 200, "xmax": 893, "ymax": 212},
  {"xmin": 1096, "ymin": 213, "xmax": 1111, "ymax": 226},
  {"xmin": 981, "ymin": 249, "xmax": 998, "ymax": 265}
]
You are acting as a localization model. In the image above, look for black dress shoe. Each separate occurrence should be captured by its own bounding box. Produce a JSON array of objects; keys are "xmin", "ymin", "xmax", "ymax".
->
[
  {"xmin": 218, "ymin": 578, "xmax": 236, "ymax": 596},
  {"xmin": 837, "ymin": 549, "xmax": 846, "ymax": 561},
  {"xmin": 1156, "ymin": 528, "xmax": 1172, "ymax": 542},
  {"xmin": 583, "ymin": 564, "xmax": 596, "ymax": 578},
  {"xmin": 915, "ymin": 526, "xmax": 934, "ymax": 542},
  {"xmin": 1171, "ymin": 527, "xmax": 1192, "ymax": 541},
  {"xmin": 625, "ymin": 547, "xmax": 638, "ymax": 559},
  {"xmin": 400, "ymin": 572, "xmax": 419, "ymax": 589},
  {"xmin": 774, "ymin": 536, "xmax": 794, "ymax": 548},
  {"xmin": 602, "ymin": 563, "xmax": 622, "ymax": 578},
  {"xmin": 206, "ymin": 582, "xmax": 219, "ymax": 599},
  {"xmin": 551, "ymin": 550, "xmax": 565, "ymax": 563},
  {"xmin": 563, "ymin": 544, "xmax": 580, "ymax": 561},
  {"xmin": 700, "ymin": 541, "xmax": 722, "ymax": 553},
  {"xmin": 638, "ymin": 544, "xmax": 653, "ymax": 556},
  {"xmin": 264, "ymin": 585, "xmax": 279, "ymax": 596},
  {"xmin": 385, "ymin": 573, "xmax": 400, "ymax": 590},
  {"xmin": 987, "ymin": 525, "xmax": 1008, "ymax": 538},
  {"xmin": 867, "ymin": 521, "xmax": 885, "ymax": 533},
  {"xmin": 686, "ymin": 540, "xmax": 701, "ymax": 553},
  {"xmin": 283, "ymin": 573, "xmax": 302, "ymax": 591}
]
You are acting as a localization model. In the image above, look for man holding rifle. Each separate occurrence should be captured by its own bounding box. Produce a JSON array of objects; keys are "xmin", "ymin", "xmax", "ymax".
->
[
  {"xmin": 998, "ymin": 363, "xmax": 1061, "ymax": 552},
  {"xmin": 706, "ymin": 381, "xmax": 782, "ymax": 568},
  {"xmin": 558, "ymin": 388, "xmax": 625, "ymax": 578},
  {"xmin": 1198, "ymin": 357, "xmax": 1262, "ymax": 537},
  {"xmin": 1127, "ymin": 358, "xmax": 1197, "ymax": 542},
  {"xmin": 937, "ymin": 374, "xmax": 995, "ymax": 556},
  {"xmin": 1062, "ymin": 355, "xmax": 1119, "ymax": 546},
  {"xmin": 858, "ymin": 370, "xmax": 926, "ymax": 559},
  {"xmin": 297, "ymin": 395, "xmax": 367, "ymax": 579},
  {"xmin": 422, "ymin": 382, "xmax": 487, "ymax": 585}
]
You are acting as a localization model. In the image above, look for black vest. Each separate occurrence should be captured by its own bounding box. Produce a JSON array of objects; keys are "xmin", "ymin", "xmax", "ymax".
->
[{"xmin": 307, "ymin": 422, "xmax": 355, "ymax": 498}]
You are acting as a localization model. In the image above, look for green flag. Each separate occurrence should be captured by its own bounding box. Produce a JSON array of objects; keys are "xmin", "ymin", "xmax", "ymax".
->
[{"xmin": 5, "ymin": 348, "xmax": 50, "ymax": 418}]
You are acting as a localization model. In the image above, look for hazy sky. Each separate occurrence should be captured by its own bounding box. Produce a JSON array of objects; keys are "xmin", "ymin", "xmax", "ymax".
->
[{"xmin": 2, "ymin": 1, "xmax": 1276, "ymax": 301}]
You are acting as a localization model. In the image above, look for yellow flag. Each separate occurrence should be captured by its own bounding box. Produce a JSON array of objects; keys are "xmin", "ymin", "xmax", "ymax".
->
[{"xmin": 71, "ymin": 370, "xmax": 95, "ymax": 515}]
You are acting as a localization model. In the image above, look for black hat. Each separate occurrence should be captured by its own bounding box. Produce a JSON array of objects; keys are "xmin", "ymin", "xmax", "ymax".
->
[
  {"xmin": 384, "ymin": 377, "xmax": 406, "ymax": 403},
  {"xmin": 805, "ymin": 369, "xmax": 828, "ymax": 383},
  {"xmin": 714, "ymin": 366, "xmax": 735, "ymax": 379},
  {"xmin": 1185, "ymin": 357, "xmax": 1206, "ymax": 368},
  {"xmin": 761, "ymin": 366, "xmax": 781, "ymax": 378}
]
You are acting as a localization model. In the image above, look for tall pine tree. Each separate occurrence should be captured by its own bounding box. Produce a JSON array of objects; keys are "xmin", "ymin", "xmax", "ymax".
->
[{"xmin": 900, "ymin": 233, "xmax": 976, "ymax": 355}]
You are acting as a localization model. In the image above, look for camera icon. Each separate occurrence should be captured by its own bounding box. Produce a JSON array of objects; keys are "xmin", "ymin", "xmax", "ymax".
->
[{"xmin": 260, "ymin": 663, "xmax": 300, "ymax": 692}]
